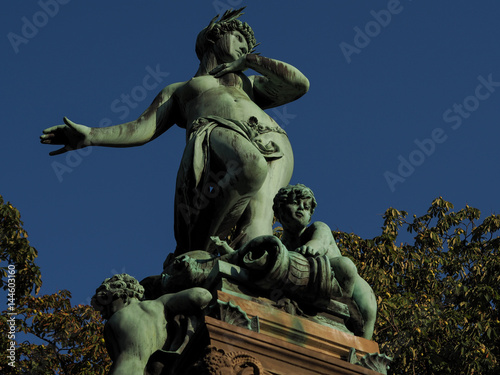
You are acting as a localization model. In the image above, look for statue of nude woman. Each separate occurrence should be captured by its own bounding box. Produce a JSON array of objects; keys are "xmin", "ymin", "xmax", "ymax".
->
[{"xmin": 40, "ymin": 9, "xmax": 309, "ymax": 255}]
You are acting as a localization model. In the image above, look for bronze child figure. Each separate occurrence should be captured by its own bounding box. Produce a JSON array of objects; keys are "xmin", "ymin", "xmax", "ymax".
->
[{"xmin": 273, "ymin": 184, "xmax": 377, "ymax": 339}]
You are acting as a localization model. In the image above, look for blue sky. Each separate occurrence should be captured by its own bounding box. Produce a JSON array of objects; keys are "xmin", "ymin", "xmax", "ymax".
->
[{"xmin": 1, "ymin": 0, "xmax": 499, "ymax": 306}]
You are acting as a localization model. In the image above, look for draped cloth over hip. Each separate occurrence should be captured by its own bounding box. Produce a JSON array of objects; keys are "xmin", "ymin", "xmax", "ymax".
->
[
  {"xmin": 174, "ymin": 115, "xmax": 287, "ymax": 251},
  {"xmin": 182, "ymin": 115, "xmax": 287, "ymax": 189}
]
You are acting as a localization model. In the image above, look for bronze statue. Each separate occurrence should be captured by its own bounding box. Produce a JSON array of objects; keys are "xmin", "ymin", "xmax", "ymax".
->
[
  {"xmin": 40, "ymin": 9, "xmax": 309, "ymax": 255},
  {"xmin": 43, "ymin": 11, "xmax": 383, "ymax": 371},
  {"xmin": 91, "ymin": 274, "xmax": 211, "ymax": 374},
  {"xmin": 273, "ymin": 184, "xmax": 377, "ymax": 339}
]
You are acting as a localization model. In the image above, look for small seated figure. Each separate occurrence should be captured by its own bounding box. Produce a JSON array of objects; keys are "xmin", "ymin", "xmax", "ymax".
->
[
  {"xmin": 273, "ymin": 184, "xmax": 377, "ymax": 339},
  {"xmin": 91, "ymin": 274, "xmax": 212, "ymax": 374}
]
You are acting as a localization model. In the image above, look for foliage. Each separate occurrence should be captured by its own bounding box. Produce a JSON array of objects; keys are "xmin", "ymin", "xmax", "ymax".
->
[
  {"xmin": 336, "ymin": 197, "xmax": 500, "ymax": 374},
  {"xmin": 0, "ymin": 195, "xmax": 41, "ymax": 297},
  {"xmin": 0, "ymin": 195, "xmax": 111, "ymax": 374}
]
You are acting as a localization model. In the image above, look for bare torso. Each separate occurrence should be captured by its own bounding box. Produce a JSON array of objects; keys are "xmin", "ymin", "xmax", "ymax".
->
[
  {"xmin": 174, "ymin": 72, "xmax": 284, "ymax": 135},
  {"xmin": 105, "ymin": 300, "xmax": 167, "ymax": 372},
  {"xmin": 283, "ymin": 222, "xmax": 343, "ymax": 260}
]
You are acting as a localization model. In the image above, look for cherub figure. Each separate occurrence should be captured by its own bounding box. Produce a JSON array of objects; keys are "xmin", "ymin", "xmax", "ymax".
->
[
  {"xmin": 91, "ymin": 274, "xmax": 211, "ymax": 374},
  {"xmin": 273, "ymin": 184, "xmax": 377, "ymax": 339}
]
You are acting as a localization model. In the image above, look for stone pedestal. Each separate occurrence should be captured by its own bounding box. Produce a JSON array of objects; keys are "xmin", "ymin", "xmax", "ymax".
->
[{"xmin": 171, "ymin": 261, "xmax": 390, "ymax": 374}]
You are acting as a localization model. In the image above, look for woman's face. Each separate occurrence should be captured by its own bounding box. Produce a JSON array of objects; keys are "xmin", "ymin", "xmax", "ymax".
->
[{"xmin": 214, "ymin": 30, "xmax": 249, "ymax": 63}]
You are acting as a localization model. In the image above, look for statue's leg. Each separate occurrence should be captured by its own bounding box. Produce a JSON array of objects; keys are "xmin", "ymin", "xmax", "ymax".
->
[
  {"xmin": 174, "ymin": 127, "xmax": 268, "ymax": 254},
  {"xmin": 233, "ymin": 132, "xmax": 293, "ymax": 248},
  {"xmin": 330, "ymin": 256, "xmax": 357, "ymax": 298},
  {"xmin": 352, "ymin": 276, "xmax": 377, "ymax": 340}
]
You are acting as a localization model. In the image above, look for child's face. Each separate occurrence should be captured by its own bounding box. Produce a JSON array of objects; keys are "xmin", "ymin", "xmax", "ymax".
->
[{"xmin": 280, "ymin": 197, "xmax": 313, "ymax": 231}]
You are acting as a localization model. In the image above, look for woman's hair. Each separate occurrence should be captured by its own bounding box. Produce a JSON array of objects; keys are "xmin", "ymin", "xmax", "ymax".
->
[
  {"xmin": 195, "ymin": 8, "xmax": 258, "ymax": 60},
  {"xmin": 273, "ymin": 184, "xmax": 317, "ymax": 222},
  {"xmin": 91, "ymin": 273, "xmax": 144, "ymax": 311}
]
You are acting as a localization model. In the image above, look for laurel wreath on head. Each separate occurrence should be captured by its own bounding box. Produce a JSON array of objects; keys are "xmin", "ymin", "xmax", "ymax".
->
[{"xmin": 196, "ymin": 7, "xmax": 259, "ymax": 59}]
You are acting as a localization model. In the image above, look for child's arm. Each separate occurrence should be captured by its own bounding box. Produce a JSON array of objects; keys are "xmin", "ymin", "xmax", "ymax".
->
[{"xmin": 295, "ymin": 222, "xmax": 341, "ymax": 258}]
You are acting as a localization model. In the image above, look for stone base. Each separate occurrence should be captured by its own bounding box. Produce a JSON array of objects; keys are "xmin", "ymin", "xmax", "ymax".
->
[
  {"xmin": 213, "ymin": 291, "xmax": 378, "ymax": 362},
  {"xmin": 166, "ymin": 260, "xmax": 389, "ymax": 374},
  {"xmin": 182, "ymin": 306, "xmax": 382, "ymax": 374}
]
